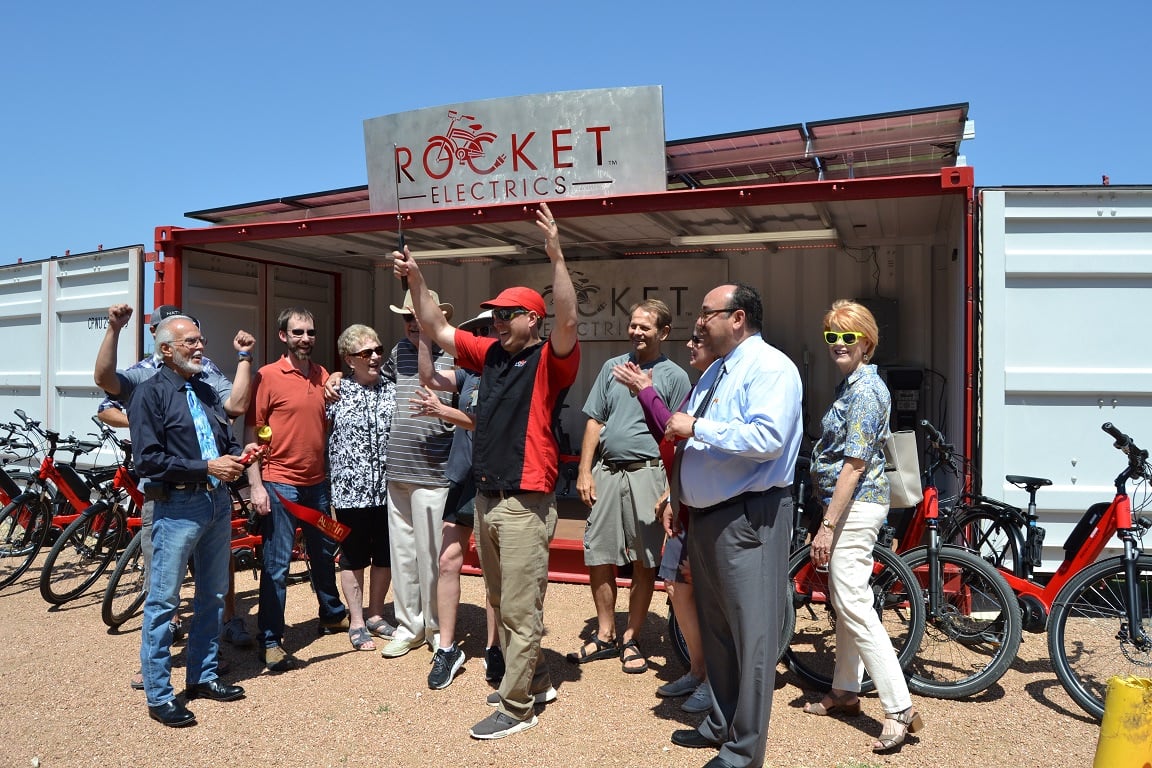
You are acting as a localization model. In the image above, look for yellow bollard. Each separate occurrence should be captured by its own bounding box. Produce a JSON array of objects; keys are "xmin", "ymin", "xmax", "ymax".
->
[{"xmin": 1093, "ymin": 675, "xmax": 1152, "ymax": 768}]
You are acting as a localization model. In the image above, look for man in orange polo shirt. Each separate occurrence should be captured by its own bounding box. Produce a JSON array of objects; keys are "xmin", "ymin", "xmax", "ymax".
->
[{"xmin": 245, "ymin": 307, "xmax": 347, "ymax": 672}]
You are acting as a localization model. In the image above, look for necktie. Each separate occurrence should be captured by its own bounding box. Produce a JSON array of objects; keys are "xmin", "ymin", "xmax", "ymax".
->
[
  {"xmin": 185, "ymin": 382, "xmax": 220, "ymax": 486},
  {"xmin": 669, "ymin": 363, "xmax": 727, "ymax": 513}
]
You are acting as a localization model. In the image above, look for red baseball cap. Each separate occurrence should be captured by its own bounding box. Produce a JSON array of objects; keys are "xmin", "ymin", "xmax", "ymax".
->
[{"xmin": 481, "ymin": 287, "xmax": 547, "ymax": 317}]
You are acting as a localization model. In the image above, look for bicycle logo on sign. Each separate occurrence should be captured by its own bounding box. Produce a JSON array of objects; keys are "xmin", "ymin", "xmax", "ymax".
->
[{"xmin": 423, "ymin": 110, "xmax": 507, "ymax": 180}]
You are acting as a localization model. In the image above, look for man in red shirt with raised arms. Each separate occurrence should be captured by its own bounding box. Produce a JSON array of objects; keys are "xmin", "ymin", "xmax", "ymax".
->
[{"xmin": 390, "ymin": 202, "xmax": 579, "ymax": 740}]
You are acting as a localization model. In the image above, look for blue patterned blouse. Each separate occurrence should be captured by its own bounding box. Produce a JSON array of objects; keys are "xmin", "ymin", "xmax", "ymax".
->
[{"xmin": 811, "ymin": 363, "xmax": 891, "ymax": 506}]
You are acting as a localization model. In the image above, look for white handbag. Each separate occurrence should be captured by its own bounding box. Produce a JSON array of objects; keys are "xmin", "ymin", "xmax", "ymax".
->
[{"xmin": 884, "ymin": 430, "xmax": 923, "ymax": 509}]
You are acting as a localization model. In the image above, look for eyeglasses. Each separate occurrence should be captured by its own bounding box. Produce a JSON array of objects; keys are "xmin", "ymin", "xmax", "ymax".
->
[
  {"xmin": 350, "ymin": 346, "xmax": 385, "ymax": 359},
  {"xmin": 172, "ymin": 336, "xmax": 206, "ymax": 348},
  {"xmin": 698, "ymin": 306, "xmax": 738, "ymax": 322},
  {"xmin": 491, "ymin": 307, "xmax": 530, "ymax": 322},
  {"xmin": 471, "ymin": 326, "xmax": 492, "ymax": 337},
  {"xmin": 289, "ymin": 328, "xmax": 317, "ymax": 337},
  {"xmin": 824, "ymin": 330, "xmax": 864, "ymax": 346},
  {"xmin": 688, "ymin": 335, "xmax": 703, "ymax": 346}
]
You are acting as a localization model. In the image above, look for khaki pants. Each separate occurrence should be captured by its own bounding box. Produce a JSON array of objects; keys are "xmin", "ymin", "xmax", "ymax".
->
[
  {"xmin": 387, "ymin": 481, "xmax": 450, "ymax": 644},
  {"xmin": 827, "ymin": 499, "xmax": 912, "ymax": 713},
  {"xmin": 474, "ymin": 490, "xmax": 557, "ymax": 722}
]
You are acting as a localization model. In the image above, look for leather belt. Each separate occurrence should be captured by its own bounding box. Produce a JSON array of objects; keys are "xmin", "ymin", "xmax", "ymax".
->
[
  {"xmin": 602, "ymin": 457, "xmax": 661, "ymax": 473},
  {"xmin": 171, "ymin": 482, "xmax": 214, "ymax": 492},
  {"xmin": 690, "ymin": 486, "xmax": 788, "ymax": 515},
  {"xmin": 477, "ymin": 488, "xmax": 540, "ymax": 499}
]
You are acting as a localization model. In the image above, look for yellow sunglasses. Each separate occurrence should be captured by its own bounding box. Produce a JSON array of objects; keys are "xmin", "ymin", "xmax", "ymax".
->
[{"xmin": 824, "ymin": 330, "xmax": 864, "ymax": 346}]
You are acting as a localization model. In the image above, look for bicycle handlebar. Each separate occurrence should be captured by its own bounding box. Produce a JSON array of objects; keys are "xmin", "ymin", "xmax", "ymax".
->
[
  {"xmin": 919, "ymin": 419, "xmax": 946, "ymax": 445},
  {"xmin": 1102, "ymin": 422, "xmax": 1149, "ymax": 461}
]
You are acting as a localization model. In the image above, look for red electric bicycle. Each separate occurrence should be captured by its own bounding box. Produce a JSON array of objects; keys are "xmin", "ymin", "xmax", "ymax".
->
[{"xmin": 946, "ymin": 422, "xmax": 1152, "ymax": 719}]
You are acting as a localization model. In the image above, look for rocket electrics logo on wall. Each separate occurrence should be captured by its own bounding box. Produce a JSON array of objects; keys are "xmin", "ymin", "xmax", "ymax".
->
[{"xmin": 364, "ymin": 87, "xmax": 667, "ymax": 214}]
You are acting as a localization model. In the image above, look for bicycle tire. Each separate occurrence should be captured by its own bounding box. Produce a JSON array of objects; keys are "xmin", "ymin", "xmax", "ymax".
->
[
  {"xmin": 102, "ymin": 528, "xmax": 146, "ymax": 628},
  {"xmin": 0, "ymin": 495, "xmax": 52, "ymax": 589},
  {"xmin": 785, "ymin": 542, "xmax": 925, "ymax": 692},
  {"xmin": 901, "ymin": 545, "xmax": 1023, "ymax": 699},
  {"xmin": 38, "ymin": 501, "xmax": 127, "ymax": 605},
  {"xmin": 941, "ymin": 505, "xmax": 1024, "ymax": 575},
  {"xmin": 1047, "ymin": 554, "xmax": 1152, "ymax": 720},
  {"xmin": 667, "ymin": 588, "xmax": 796, "ymax": 666}
]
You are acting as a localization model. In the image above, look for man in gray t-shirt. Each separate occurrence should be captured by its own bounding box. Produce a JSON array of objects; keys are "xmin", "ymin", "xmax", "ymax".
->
[{"xmin": 568, "ymin": 300, "xmax": 690, "ymax": 674}]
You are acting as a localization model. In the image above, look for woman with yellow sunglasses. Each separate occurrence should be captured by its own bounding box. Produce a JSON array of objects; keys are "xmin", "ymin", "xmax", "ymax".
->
[{"xmin": 805, "ymin": 300, "xmax": 924, "ymax": 754}]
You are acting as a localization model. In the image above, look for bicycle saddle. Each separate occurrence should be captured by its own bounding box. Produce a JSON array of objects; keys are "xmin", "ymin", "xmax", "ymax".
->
[{"xmin": 1006, "ymin": 474, "xmax": 1052, "ymax": 492}]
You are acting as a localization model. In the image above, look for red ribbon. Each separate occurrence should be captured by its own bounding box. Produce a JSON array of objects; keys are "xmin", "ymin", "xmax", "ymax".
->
[{"xmin": 271, "ymin": 490, "xmax": 350, "ymax": 543}]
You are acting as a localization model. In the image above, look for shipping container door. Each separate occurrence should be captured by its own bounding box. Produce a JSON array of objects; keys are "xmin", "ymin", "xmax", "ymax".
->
[
  {"xmin": 0, "ymin": 247, "xmax": 143, "ymax": 435},
  {"xmin": 180, "ymin": 254, "xmax": 339, "ymax": 442},
  {"xmin": 978, "ymin": 187, "xmax": 1152, "ymax": 569}
]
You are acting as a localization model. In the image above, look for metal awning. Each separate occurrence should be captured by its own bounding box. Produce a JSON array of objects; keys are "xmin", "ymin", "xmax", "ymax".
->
[{"xmin": 185, "ymin": 103, "xmax": 969, "ymax": 224}]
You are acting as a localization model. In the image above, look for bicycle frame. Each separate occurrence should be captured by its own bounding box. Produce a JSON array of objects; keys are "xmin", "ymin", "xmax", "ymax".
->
[{"xmin": 1002, "ymin": 476, "xmax": 1133, "ymax": 619}]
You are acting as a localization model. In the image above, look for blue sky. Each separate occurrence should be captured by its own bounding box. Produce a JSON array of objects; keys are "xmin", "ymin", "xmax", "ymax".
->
[{"xmin": 2, "ymin": 1, "xmax": 1147, "ymax": 265}]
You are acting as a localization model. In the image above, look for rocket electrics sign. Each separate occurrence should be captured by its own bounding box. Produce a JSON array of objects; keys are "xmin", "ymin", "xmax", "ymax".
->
[{"xmin": 364, "ymin": 86, "xmax": 666, "ymax": 214}]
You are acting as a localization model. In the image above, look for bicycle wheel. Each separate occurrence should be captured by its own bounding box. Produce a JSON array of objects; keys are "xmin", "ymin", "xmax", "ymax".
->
[
  {"xmin": 1047, "ymin": 554, "xmax": 1152, "ymax": 720},
  {"xmin": 667, "ymin": 588, "xmax": 796, "ymax": 666},
  {"xmin": 0, "ymin": 496, "xmax": 52, "ymax": 589},
  {"xmin": 942, "ymin": 505, "xmax": 1023, "ymax": 574},
  {"xmin": 785, "ymin": 543, "xmax": 925, "ymax": 692},
  {"xmin": 102, "ymin": 528, "xmax": 146, "ymax": 628},
  {"xmin": 901, "ymin": 545, "xmax": 1023, "ymax": 698},
  {"xmin": 39, "ymin": 501, "xmax": 127, "ymax": 604}
]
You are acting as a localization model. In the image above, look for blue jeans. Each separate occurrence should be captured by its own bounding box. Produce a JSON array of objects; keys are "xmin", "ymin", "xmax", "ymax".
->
[
  {"xmin": 140, "ymin": 486, "xmax": 232, "ymax": 708},
  {"xmin": 258, "ymin": 481, "xmax": 345, "ymax": 648}
]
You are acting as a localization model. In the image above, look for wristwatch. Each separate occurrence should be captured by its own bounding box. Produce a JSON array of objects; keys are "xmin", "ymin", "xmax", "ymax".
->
[
  {"xmin": 237, "ymin": 350, "xmax": 253, "ymax": 362},
  {"xmin": 821, "ymin": 517, "xmax": 835, "ymax": 530}
]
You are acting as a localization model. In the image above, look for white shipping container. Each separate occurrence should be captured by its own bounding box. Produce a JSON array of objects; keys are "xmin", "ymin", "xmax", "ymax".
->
[
  {"xmin": 0, "ymin": 247, "xmax": 143, "ymax": 436},
  {"xmin": 978, "ymin": 187, "xmax": 1152, "ymax": 567}
]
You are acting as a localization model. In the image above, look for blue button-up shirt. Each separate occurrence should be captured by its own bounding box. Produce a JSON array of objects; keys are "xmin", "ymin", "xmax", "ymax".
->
[
  {"xmin": 680, "ymin": 334, "xmax": 803, "ymax": 509},
  {"xmin": 811, "ymin": 363, "xmax": 891, "ymax": 506},
  {"xmin": 129, "ymin": 365, "xmax": 240, "ymax": 483}
]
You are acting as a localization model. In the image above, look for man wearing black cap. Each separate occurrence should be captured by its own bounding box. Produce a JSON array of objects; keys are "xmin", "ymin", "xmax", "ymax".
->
[
  {"xmin": 95, "ymin": 304, "xmax": 254, "ymax": 428},
  {"xmin": 391, "ymin": 201, "xmax": 579, "ymax": 740}
]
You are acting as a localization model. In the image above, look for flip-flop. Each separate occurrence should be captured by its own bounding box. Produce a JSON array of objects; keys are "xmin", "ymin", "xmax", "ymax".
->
[
  {"xmin": 349, "ymin": 626, "xmax": 376, "ymax": 651},
  {"xmin": 620, "ymin": 640, "xmax": 649, "ymax": 674},
  {"xmin": 566, "ymin": 635, "xmax": 619, "ymax": 664}
]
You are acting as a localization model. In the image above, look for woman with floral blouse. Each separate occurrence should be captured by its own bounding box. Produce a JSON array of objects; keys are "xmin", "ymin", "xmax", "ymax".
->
[
  {"xmin": 327, "ymin": 324, "xmax": 397, "ymax": 651},
  {"xmin": 805, "ymin": 300, "xmax": 924, "ymax": 754}
]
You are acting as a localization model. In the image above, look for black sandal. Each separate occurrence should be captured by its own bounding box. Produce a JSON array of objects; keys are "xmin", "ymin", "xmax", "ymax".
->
[
  {"xmin": 566, "ymin": 635, "xmax": 619, "ymax": 664},
  {"xmin": 619, "ymin": 640, "xmax": 649, "ymax": 674}
]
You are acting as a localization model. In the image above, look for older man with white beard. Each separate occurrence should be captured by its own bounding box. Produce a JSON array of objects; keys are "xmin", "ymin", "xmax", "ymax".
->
[{"xmin": 130, "ymin": 315, "xmax": 260, "ymax": 727}]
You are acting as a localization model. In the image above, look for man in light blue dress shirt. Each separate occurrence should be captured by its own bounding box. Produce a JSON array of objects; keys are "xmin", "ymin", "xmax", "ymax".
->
[{"xmin": 663, "ymin": 283, "xmax": 803, "ymax": 768}]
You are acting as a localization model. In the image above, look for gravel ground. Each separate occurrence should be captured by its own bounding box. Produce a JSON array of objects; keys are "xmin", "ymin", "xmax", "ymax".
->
[{"xmin": 0, "ymin": 566, "xmax": 1101, "ymax": 768}]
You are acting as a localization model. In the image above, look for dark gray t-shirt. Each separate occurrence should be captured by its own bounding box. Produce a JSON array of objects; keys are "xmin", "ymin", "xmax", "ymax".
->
[{"xmin": 445, "ymin": 368, "xmax": 479, "ymax": 485}]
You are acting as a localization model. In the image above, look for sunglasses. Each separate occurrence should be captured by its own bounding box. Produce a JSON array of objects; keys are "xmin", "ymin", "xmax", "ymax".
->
[
  {"xmin": 350, "ymin": 346, "xmax": 385, "ymax": 359},
  {"xmin": 471, "ymin": 326, "xmax": 492, "ymax": 337},
  {"xmin": 491, "ymin": 307, "xmax": 530, "ymax": 322},
  {"xmin": 824, "ymin": 330, "xmax": 864, "ymax": 346},
  {"xmin": 289, "ymin": 328, "xmax": 317, "ymax": 337},
  {"xmin": 401, "ymin": 314, "xmax": 416, "ymax": 323}
]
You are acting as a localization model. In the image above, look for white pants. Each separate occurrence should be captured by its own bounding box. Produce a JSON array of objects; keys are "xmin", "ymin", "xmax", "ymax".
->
[
  {"xmin": 828, "ymin": 499, "xmax": 912, "ymax": 714},
  {"xmin": 387, "ymin": 481, "xmax": 449, "ymax": 644}
]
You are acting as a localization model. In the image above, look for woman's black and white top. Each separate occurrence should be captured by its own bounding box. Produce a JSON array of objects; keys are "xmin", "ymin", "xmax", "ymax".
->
[{"xmin": 326, "ymin": 376, "xmax": 396, "ymax": 509}]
